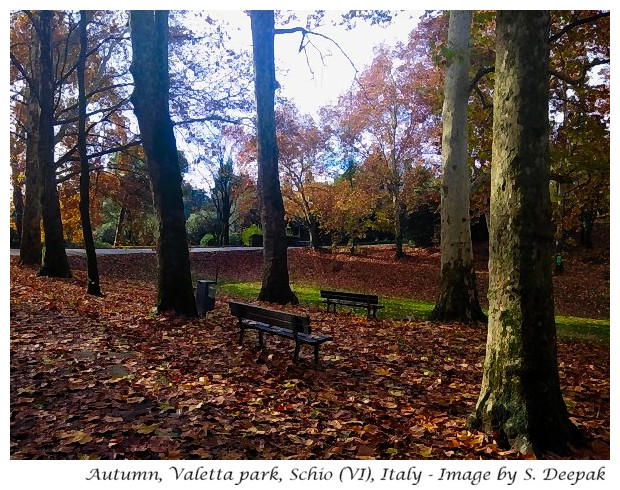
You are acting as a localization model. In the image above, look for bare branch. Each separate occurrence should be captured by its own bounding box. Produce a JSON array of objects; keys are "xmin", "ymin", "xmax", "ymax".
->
[{"xmin": 275, "ymin": 25, "xmax": 358, "ymax": 75}]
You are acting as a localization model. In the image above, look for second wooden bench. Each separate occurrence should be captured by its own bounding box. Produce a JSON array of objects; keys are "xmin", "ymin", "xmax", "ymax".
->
[{"xmin": 320, "ymin": 290, "xmax": 384, "ymax": 319}]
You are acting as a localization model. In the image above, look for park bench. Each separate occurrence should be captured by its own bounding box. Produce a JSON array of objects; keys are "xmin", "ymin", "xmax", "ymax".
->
[
  {"xmin": 229, "ymin": 301, "xmax": 333, "ymax": 366},
  {"xmin": 320, "ymin": 290, "xmax": 384, "ymax": 319}
]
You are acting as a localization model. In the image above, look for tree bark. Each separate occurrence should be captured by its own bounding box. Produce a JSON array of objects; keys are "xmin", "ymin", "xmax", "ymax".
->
[
  {"xmin": 12, "ymin": 181, "xmax": 24, "ymax": 248},
  {"xmin": 430, "ymin": 10, "xmax": 486, "ymax": 324},
  {"xmin": 77, "ymin": 10, "xmax": 102, "ymax": 295},
  {"xmin": 469, "ymin": 11, "xmax": 583, "ymax": 456},
  {"xmin": 250, "ymin": 10, "xmax": 298, "ymax": 305},
  {"xmin": 36, "ymin": 10, "xmax": 71, "ymax": 278},
  {"xmin": 19, "ymin": 81, "xmax": 43, "ymax": 266},
  {"xmin": 130, "ymin": 10, "xmax": 197, "ymax": 316}
]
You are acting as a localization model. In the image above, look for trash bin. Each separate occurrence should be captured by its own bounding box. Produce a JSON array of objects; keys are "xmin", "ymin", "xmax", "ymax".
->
[{"xmin": 195, "ymin": 280, "xmax": 217, "ymax": 316}]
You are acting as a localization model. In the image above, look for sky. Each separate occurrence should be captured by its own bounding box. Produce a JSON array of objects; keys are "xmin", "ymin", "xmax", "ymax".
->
[{"xmin": 209, "ymin": 10, "xmax": 422, "ymax": 117}]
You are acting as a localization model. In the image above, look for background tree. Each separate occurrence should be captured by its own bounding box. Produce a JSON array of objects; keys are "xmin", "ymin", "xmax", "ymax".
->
[
  {"xmin": 469, "ymin": 10, "xmax": 582, "ymax": 456},
  {"xmin": 430, "ymin": 11, "xmax": 486, "ymax": 324},
  {"xmin": 10, "ymin": 10, "xmax": 137, "ymax": 267},
  {"xmin": 35, "ymin": 10, "xmax": 71, "ymax": 278},
  {"xmin": 210, "ymin": 150, "xmax": 240, "ymax": 246},
  {"xmin": 277, "ymin": 102, "xmax": 330, "ymax": 249},
  {"xmin": 129, "ymin": 10, "xmax": 197, "ymax": 316},
  {"xmin": 250, "ymin": 10, "xmax": 298, "ymax": 305},
  {"xmin": 77, "ymin": 10, "xmax": 101, "ymax": 295}
]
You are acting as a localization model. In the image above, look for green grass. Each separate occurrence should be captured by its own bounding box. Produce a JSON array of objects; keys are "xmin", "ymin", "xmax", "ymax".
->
[{"xmin": 217, "ymin": 282, "xmax": 609, "ymax": 345}]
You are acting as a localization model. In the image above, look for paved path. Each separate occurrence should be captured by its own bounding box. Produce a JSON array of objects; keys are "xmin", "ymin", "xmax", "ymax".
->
[{"xmin": 10, "ymin": 247, "xmax": 262, "ymax": 257}]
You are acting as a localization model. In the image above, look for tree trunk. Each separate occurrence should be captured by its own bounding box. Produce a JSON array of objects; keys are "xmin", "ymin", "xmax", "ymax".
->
[
  {"xmin": 579, "ymin": 207, "xmax": 595, "ymax": 249},
  {"xmin": 430, "ymin": 10, "xmax": 486, "ymax": 324},
  {"xmin": 250, "ymin": 10, "xmax": 298, "ymax": 305},
  {"xmin": 469, "ymin": 11, "xmax": 583, "ymax": 456},
  {"xmin": 19, "ymin": 85, "xmax": 43, "ymax": 266},
  {"xmin": 113, "ymin": 201, "xmax": 126, "ymax": 247},
  {"xmin": 77, "ymin": 10, "xmax": 102, "ymax": 296},
  {"xmin": 130, "ymin": 10, "xmax": 197, "ymax": 316},
  {"xmin": 392, "ymin": 189, "xmax": 405, "ymax": 259},
  {"xmin": 307, "ymin": 215, "xmax": 319, "ymax": 250},
  {"xmin": 12, "ymin": 179, "xmax": 24, "ymax": 249},
  {"xmin": 36, "ymin": 10, "xmax": 71, "ymax": 279}
]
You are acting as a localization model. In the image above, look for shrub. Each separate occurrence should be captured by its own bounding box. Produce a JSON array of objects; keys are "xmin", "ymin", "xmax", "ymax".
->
[
  {"xmin": 242, "ymin": 224, "xmax": 262, "ymax": 246},
  {"xmin": 200, "ymin": 233, "xmax": 216, "ymax": 246},
  {"xmin": 97, "ymin": 222, "xmax": 117, "ymax": 245},
  {"xmin": 229, "ymin": 232, "xmax": 242, "ymax": 246}
]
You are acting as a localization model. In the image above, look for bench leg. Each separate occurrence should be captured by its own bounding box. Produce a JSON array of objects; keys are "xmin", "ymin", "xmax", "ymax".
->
[
  {"xmin": 313, "ymin": 345, "xmax": 320, "ymax": 366},
  {"xmin": 293, "ymin": 341, "xmax": 300, "ymax": 363},
  {"xmin": 258, "ymin": 330, "xmax": 265, "ymax": 349},
  {"xmin": 239, "ymin": 327, "xmax": 245, "ymax": 345}
]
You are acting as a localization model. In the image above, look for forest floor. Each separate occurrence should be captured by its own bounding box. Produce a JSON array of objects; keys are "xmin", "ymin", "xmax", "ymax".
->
[{"xmin": 10, "ymin": 242, "xmax": 610, "ymax": 460}]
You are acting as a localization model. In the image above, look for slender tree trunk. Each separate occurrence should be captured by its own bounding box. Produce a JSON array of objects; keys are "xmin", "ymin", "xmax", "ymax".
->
[
  {"xmin": 12, "ymin": 179, "xmax": 24, "ymax": 249},
  {"xmin": 307, "ymin": 215, "xmax": 319, "ymax": 250},
  {"xmin": 113, "ymin": 202, "xmax": 126, "ymax": 247},
  {"xmin": 222, "ymin": 213, "xmax": 231, "ymax": 246},
  {"xmin": 19, "ymin": 86, "xmax": 43, "ymax": 266},
  {"xmin": 77, "ymin": 10, "xmax": 102, "ymax": 296},
  {"xmin": 430, "ymin": 10, "xmax": 486, "ymax": 324},
  {"xmin": 579, "ymin": 207, "xmax": 595, "ymax": 249},
  {"xmin": 130, "ymin": 10, "xmax": 197, "ymax": 316},
  {"xmin": 469, "ymin": 11, "xmax": 583, "ymax": 456},
  {"xmin": 36, "ymin": 10, "xmax": 71, "ymax": 278},
  {"xmin": 392, "ymin": 191, "xmax": 405, "ymax": 259},
  {"xmin": 250, "ymin": 10, "xmax": 298, "ymax": 305}
]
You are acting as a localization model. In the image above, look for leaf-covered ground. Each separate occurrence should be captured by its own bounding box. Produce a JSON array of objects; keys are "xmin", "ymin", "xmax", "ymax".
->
[{"xmin": 10, "ymin": 245, "xmax": 610, "ymax": 460}]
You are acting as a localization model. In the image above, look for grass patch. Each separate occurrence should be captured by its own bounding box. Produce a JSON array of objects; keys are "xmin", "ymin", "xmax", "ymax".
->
[
  {"xmin": 218, "ymin": 282, "xmax": 609, "ymax": 344},
  {"xmin": 555, "ymin": 316, "xmax": 609, "ymax": 345}
]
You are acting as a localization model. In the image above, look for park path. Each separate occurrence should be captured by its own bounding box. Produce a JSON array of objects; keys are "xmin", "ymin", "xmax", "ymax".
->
[{"xmin": 9, "ymin": 247, "xmax": 261, "ymax": 256}]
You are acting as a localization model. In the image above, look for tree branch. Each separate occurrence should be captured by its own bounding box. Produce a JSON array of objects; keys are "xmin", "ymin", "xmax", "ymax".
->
[
  {"xmin": 550, "ymin": 58, "xmax": 609, "ymax": 86},
  {"xmin": 275, "ymin": 25, "xmax": 358, "ymax": 75},
  {"xmin": 548, "ymin": 11, "xmax": 610, "ymax": 43},
  {"xmin": 469, "ymin": 66, "xmax": 494, "ymax": 93}
]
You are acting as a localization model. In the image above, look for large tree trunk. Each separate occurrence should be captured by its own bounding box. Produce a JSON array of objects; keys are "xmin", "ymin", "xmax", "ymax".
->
[
  {"xmin": 430, "ymin": 10, "xmax": 486, "ymax": 324},
  {"xmin": 469, "ymin": 11, "xmax": 582, "ymax": 456},
  {"xmin": 77, "ymin": 10, "xmax": 102, "ymax": 296},
  {"xmin": 250, "ymin": 10, "xmax": 298, "ymax": 305},
  {"xmin": 130, "ymin": 10, "xmax": 197, "ymax": 316},
  {"xmin": 19, "ymin": 85, "xmax": 43, "ymax": 266},
  {"xmin": 36, "ymin": 10, "xmax": 71, "ymax": 279}
]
